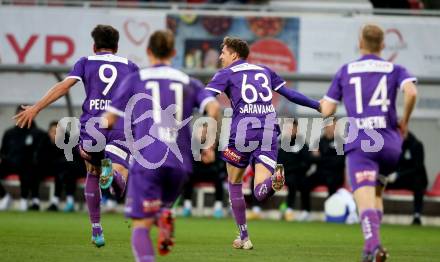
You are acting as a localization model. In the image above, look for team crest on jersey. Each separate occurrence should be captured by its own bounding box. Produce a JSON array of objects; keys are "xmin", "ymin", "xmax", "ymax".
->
[
  {"xmin": 223, "ymin": 148, "xmax": 242, "ymax": 163},
  {"xmin": 258, "ymin": 183, "xmax": 268, "ymax": 197}
]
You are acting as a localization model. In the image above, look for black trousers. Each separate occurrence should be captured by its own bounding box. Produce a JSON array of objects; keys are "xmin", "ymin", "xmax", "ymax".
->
[
  {"xmin": 183, "ymin": 171, "xmax": 224, "ymax": 202},
  {"xmin": 51, "ymin": 160, "xmax": 83, "ymax": 199},
  {"xmin": 386, "ymin": 173, "xmax": 428, "ymax": 214},
  {"xmin": 284, "ymin": 173, "xmax": 309, "ymax": 210},
  {"xmin": 0, "ymin": 167, "xmax": 6, "ymax": 197},
  {"xmin": 0, "ymin": 161, "xmax": 40, "ymax": 199},
  {"xmin": 302, "ymin": 171, "xmax": 345, "ymax": 211}
]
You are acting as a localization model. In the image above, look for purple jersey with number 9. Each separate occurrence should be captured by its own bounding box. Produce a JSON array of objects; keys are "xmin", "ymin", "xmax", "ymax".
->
[{"xmin": 67, "ymin": 52, "xmax": 139, "ymax": 130}]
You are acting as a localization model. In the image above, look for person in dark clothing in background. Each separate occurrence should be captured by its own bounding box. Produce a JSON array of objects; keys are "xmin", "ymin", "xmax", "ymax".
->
[
  {"xmin": 277, "ymin": 120, "xmax": 311, "ymax": 221},
  {"xmin": 0, "ymin": 105, "xmax": 49, "ymax": 211},
  {"xmin": 182, "ymin": 147, "xmax": 226, "ymax": 218},
  {"xmin": 46, "ymin": 121, "xmax": 86, "ymax": 212},
  {"xmin": 299, "ymin": 119, "xmax": 345, "ymax": 221},
  {"xmin": 370, "ymin": 0, "xmax": 410, "ymax": 8},
  {"xmin": 386, "ymin": 131, "xmax": 428, "ymax": 225}
]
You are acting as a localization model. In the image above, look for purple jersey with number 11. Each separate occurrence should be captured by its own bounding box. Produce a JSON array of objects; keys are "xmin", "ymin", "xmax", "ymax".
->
[
  {"xmin": 108, "ymin": 65, "xmax": 215, "ymax": 219},
  {"xmin": 325, "ymin": 54, "xmax": 417, "ymax": 190},
  {"xmin": 107, "ymin": 64, "xmax": 215, "ymax": 174}
]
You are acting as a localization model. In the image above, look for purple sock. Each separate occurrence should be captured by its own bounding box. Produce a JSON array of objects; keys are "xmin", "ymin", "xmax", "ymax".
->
[
  {"xmin": 85, "ymin": 173, "xmax": 101, "ymax": 226},
  {"xmin": 112, "ymin": 170, "xmax": 127, "ymax": 197},
  {"xmin": 376, "ymin": 209, "xmax": 383, "ymax": 223},
  {"xmin": 228, "ymin": 183, "xmax": 248, "ymax": 240},
  {"xmin": 360, "ymin": 209, "xmax": 381, "ymax": 253},
  {"xmin": 92, "ymin": 223, "xmax": 103, "ymax": 236},
  {"xmin": 132, "ymin": 227, "xmax": 155, "ymax": 262},
  {"xmin": 254, "ymin": 177, "xmax": 275, "ymax": 202}
]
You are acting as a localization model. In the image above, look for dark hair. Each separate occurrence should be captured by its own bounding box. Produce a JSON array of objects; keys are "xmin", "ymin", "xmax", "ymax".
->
[
  {"xmin": 91, "ymin": 25, "xmax": 119, "ymax": 51},
  {"xmin": 49, "ymin": 121, "xmax": 58, "ymax": 129},
  {"xmin": 293, "ymin": 119, "xmax": 298, "ymax": 126},
  {"xmin": 221, "ymin": 36, "xmax": 249, "ymax": 59},
  {"xmin": 148, "ymin": 30, "xmax": 174, "ymax": 59},
  {"xmin": 16, "ymin": 104, "xmax": 28, "ymax": 114}
]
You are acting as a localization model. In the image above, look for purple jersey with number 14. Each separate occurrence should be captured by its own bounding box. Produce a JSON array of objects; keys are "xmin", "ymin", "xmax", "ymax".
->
[{"xmin": 325, "ymin": 54, "xmax": 417, "ymax": 190}]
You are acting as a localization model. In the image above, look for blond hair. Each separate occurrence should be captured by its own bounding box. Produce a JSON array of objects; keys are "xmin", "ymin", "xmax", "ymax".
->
[{"xmin": 361, "ymin": 24, "xmax": 384, "ymax": 53}]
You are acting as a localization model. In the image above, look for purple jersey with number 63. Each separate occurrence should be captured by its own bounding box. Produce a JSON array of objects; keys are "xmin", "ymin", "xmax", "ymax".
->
[
  {"xmin": 107, "ymin": 65, "xmax": 215, "ymax": 174},
  {"xmin": 325, "ymin": 54, "xmax": 417, "ymax": 153},
  {"xmin": 206, "ymin": 59, "xmax": 285, "ymax": 140},
  {"xmin": 67, "ymin": 52, "xmax": 139, "ymax": 130}
]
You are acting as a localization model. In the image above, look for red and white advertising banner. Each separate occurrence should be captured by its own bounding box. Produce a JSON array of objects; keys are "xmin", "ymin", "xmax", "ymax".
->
[
  {"xmin": 0, "ymin": 6, "xmax": 166, "ymax": 67},
  {"xmin": 299, "ymin": 15, "xmax": 440, "ymax": 77}
]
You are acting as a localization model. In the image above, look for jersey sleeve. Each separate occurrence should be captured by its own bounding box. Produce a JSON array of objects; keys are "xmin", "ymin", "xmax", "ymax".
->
[
  {"xmin": 106, "ymin": 73, "xmax": 135, "ymax": 117},
  {"xmin": 129, "ymin": 60, "xmax": 140, "ymax": 73},
  {"xmin": 324, "ymin": 66, "xmax": 344, "ymax": 104},
  {"xmin": 261, "ymin": 65, "xmax": 286, "ymax": 91},
  {"xmin": 191, "ymin": 78, "xmax": 216, "ymax": 113},
  {"xmin": 205, "ymin": 69, "xmax": 229, "ymax": 95},
  {"xmin": 396, "ymin": 65, "xmax": 417, "ymax": 91},
  {"xmin": 66, "ymin": 57, "xmax": 86, "ymax": 81}
]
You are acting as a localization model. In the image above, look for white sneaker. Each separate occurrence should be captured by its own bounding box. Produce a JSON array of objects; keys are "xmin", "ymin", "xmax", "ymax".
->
[
  {"xmin": 232, "ymin": 236, "xmax": 253, "ymax": 250},
  {"xmin": 0, "ymin": 194, "xmax": 12, "ymax": 211},
  {"xmin": 296, "ymin": 210, "xmax": 311, "ymax": 222},
  {"xmin": 19, "ymin": 198, "xmax": 28, "ymax": 212}
]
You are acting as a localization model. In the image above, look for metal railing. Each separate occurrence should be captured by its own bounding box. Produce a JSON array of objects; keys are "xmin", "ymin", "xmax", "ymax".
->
[
  {"xmin": 2, "ymin": 64, "xmax": 440, "ymax": 117},
  {"xmin": 2, "ymin": 64, "xmax": 440, "ymax": 84},
  {"xmin": 1, "ymin": 0, "xmax": 440, "ymax": 17}
]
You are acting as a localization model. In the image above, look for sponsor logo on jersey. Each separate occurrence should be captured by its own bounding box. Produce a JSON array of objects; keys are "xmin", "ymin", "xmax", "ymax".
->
[
  {"xmin": 223, "ymin": 148, "xmax": 242, "ymax": 163},
  {"xmin": 142, "ymin": 199, "xmax": 161, "ymax": 213},
  {"xmin": 355, "ymin": 170, "xmax": 377, "ymax": 184}
]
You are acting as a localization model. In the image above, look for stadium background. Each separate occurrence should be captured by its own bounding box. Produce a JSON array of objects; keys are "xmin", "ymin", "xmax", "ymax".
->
[
  {"xmin": 1, "ymin": 1, "xmax": 440, "ymax": 261},
  {"xmin": 1, "ymin": 0, "xmax": 439, "ymax": 186}
]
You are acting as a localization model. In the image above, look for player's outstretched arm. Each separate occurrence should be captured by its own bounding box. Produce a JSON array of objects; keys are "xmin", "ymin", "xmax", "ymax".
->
[
  {"xmin": 276, "ymin": 86, "xmax": 321, "ymax": 112},
  {"xmin": 201, "ymin": 99, "xmax": 220, "ymax": 164},
  {"xmin": 205, "ymin": 100, "xmax": 220, "ymax": 121},
  {"xmin": 399, "ymin": 81, "xmax": 418, "ymax": 136},
  {"xmin": 320, "ymin": 99, "xmax": 337, "ymax": 118},
  {"xmin": 13, "ymin": 78, "xmax": 78, "ymax": 128}
]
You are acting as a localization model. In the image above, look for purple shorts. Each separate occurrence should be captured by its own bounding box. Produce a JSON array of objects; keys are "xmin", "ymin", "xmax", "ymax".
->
[
  {"xmin": 222, "ymin": 130, "xmax": 278, "ymax": 173},
  {"xmin": 125, "ymin": 166, "xmax": 188, "ymax": 219},
  {"xmin": 78, "ymin": 128, "xmax": 130, "ymax": 168},
  {"xmin": 346, "ymin": 146, "xmax": 401, "ymax": 192}
]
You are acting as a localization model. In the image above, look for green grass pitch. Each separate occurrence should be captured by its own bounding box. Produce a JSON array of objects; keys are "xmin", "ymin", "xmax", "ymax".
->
[{"xmin": 0, "ymin": 212, "xmax": 439, "ymax": 261}]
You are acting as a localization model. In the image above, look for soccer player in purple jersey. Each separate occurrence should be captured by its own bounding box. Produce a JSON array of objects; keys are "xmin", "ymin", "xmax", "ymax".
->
[
  {"xmin": 204, "ymin": 37, "xmax": 321, "ymax": 249},
  {"xmin": 102, "ymin": 30, "xmax": 219, "ymax": 262},
  {"xmin": 14, "ymin": 25, "xmax": 139, "ymax": 247},
  {"xmin": 320, "ymin": 24, "xmax": 418, "ymax": 262}
]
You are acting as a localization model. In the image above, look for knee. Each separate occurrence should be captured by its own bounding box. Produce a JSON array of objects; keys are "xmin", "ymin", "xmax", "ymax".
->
[
  {"xmin": 87, "ymin": 166, "xmax": 100, "ymax": 176},
  {"xmin": 113, "ymin": 164, "xmax": 128, "ymax": 178},
  {"xmin": 228, "ymin": 176, "xmax": 242, "ymax": 184},
  {"xmin": 132, "ymin": 218, "xmax": 154, "ymax": 230}
]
